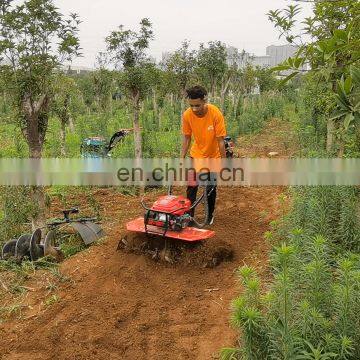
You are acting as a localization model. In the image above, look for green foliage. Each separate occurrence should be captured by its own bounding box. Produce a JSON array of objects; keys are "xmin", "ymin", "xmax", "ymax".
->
[
  {"xmin": 285, "ymin": 186, "xmax": 360, "ymax": 253},
  {"xmin": 197, "ymin": 41, "xmax": 228, "ymax": 95},
  {"xmin": 227, "ymin": 92, "xmax": 287, "ymax": 137},
  {"xmin": 267, "ymin": 0, "xmax": 360, "ymax": 155},
  {"xmin": 44, "ymin": 294, "xmax": 60, "ymax": 306},
  {"xmin": 162, "ymin": 40, "xmax": 197, "ymax": 92},
  {"xmin": 255, "ymin": 67, "xmax": 279, "ymax": 93},
  {"xmin": 0, "ymin": 187, "xmax": 34, "ymax": 245},
  {"xmin": 0, "ymin": 0, "xmax": 81, "ymax": 157},
  {"xmin": 59, "ymin": 233, "xmax": 87, "ymax": 258},
  {"xmin": 227, "ymin": 233, "xmax": 360, "ymax": 359}
]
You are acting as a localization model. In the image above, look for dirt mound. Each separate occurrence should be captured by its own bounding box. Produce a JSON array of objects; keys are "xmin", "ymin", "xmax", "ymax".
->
[{"xmin": 118, "ymin": 231, "xmax": 234, "ymax": 268}]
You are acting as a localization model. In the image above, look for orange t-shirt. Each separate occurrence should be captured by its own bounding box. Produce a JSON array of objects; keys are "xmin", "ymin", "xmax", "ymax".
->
[{"xmin": 181, "ymin": 104, "xmax": 226, "ymax": 159}]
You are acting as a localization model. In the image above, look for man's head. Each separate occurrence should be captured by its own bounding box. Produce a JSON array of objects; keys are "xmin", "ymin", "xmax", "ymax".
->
[{"xmin": 186, "ymin": 85, "xmax": 208, "ymax": 116}]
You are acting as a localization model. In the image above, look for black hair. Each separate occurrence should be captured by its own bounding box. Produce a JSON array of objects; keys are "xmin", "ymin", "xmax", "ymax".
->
[{"xmin": 186, "ymin": 85, "xmax": 208, "ymax": 100}]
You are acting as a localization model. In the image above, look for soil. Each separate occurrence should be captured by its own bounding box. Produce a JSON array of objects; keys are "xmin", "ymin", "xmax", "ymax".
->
[{"xmin": 0, "ymin": 118, "xmax": 290, "ymax": 360}]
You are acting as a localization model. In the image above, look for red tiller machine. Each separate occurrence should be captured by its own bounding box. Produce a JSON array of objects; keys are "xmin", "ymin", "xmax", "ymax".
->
[{"xmin": 126, "ymin": 188, "xmax": 215, "ymax": 242}]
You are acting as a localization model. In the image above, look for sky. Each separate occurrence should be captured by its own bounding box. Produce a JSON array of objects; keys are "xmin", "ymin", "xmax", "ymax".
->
[{"xmin": 55, "ymin": 0, "xmax": 314, "ymax": 68}]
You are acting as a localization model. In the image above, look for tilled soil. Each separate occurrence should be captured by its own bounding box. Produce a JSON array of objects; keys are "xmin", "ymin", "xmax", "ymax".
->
[
  {"xmin": 0, "ymin": 118, "xmax": 291, "ymax": 359},
  {"xmin": 0, "ymin": 186, "xmax": 283, "ymax": 360}
]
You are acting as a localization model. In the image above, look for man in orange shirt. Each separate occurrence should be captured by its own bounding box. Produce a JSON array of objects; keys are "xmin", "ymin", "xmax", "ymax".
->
[{"xmin": 181, "ymin": 85, "xmax": 227, "ymax": 225}]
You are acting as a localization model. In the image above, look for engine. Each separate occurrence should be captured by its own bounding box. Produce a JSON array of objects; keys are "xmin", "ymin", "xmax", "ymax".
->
[{"xmin": 145, "ymin": 195, "xmax": 192, "ymax": 231}]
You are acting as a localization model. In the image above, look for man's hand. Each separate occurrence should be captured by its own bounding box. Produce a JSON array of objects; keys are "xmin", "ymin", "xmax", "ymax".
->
[
  {"xmin": 217, "ymin": 137, "xmax": 226, "ymax": 158},
  {"xmin": 181, "ymin": 135, "xmax": 191, "ymax": 159}
]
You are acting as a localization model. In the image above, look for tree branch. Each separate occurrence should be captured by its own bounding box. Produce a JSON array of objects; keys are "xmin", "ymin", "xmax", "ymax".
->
[{"xmin": 34, "ymin": 94, "xmax": 49, "ymax": 114}]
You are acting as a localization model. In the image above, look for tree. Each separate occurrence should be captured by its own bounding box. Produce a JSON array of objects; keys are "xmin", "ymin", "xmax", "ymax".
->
[
  {"xmin": 163, "ymin": 40, "xmax": 197, "ymax": 108},
  {"xmin": 52, "ymin": 75, "xmax": 83, "ymax": 156},
  {"xmin": 106, "ymin": 18, "xmax": 154, "ymax": 159},
  {"xmin": 91, "ymin": 53, "xmax": 116, "ymax": 113},
  {"xmin": 255, "ymin": 66, "xmax": 279, "ymax": 93},
  {"xmin": 0, "ymin": 0, "xmax": 81, "ymax": 158},
  {"xmin": 196, "ymin": 41, "xmax": 228, "ymax": 99},
  {"xmin": 267, "ymin": 0, "xmax": 360, "ymax": 155},
  {"xmin": 0, "ymin": 0, "xmax": 80, "ymax": 229}
]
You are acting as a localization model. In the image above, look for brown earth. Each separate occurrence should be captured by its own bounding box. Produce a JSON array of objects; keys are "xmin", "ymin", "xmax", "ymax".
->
[{"xmin": 0, "ymin": 118, "xmax": 291, "ymax": 360}]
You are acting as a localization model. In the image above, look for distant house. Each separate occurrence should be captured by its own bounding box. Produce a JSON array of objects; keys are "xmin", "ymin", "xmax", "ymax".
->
[
  {"xmin": 251, "ymin": 55, "xmax": 271, "ymax": 68},
  {"xmin": 265, "ymin": 44, "xmax": 298, "ymax": 67},
  {"xmin": 63, "ymin": 65, "xmax": 94, "ymax": 75},
  {"xmin": 225, "ymin": 44, "xmax": 308, "ymax": 75}
]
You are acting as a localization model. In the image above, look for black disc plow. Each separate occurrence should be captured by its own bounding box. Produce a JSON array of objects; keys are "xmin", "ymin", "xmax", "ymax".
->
[{"xmin": 1, "ymin": 208, "xmax": 105, "ymax": 263}]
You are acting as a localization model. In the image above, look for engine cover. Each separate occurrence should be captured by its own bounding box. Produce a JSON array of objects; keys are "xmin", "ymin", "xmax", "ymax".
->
[{"xmin": 151, "ymin": 195, "xmax": 191, "ymax": 215}]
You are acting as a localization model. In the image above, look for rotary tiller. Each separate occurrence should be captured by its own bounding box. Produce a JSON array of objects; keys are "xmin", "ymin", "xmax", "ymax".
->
[{"xmin": 126, "ymin": 187, "xmax": 215, "ymax": 242}]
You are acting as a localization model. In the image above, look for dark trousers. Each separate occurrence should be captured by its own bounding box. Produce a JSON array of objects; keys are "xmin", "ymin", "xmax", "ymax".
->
[{"xmin": 186, "ymin": 183, "xmax": 217, "ymax": 218}]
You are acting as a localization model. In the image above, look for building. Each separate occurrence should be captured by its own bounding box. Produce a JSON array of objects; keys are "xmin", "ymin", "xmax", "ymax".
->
[
  {"xmin": 226, "ymin": 46, "xmax": 254, "ymax": 69},
  {"xmin": 63, "ymin": 65, "xmax": 94, "ymax": 75},
  {"xmin": 251, "ymin": 55, "xmax": 271, "ymax": 68},
  {"xmin": 225, "ymin": 44, "xmax": 302, "ymax": 70},
  {"xmin": 266, "ymin": 44, "xmax": 298, "ymax": 67}
]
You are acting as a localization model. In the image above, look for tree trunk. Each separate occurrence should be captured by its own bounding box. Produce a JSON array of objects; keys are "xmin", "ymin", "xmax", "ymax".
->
[
  {"xmin": 233, "ymin": 94, "xmax": 241, "ymax": 118},
  {"xmin": 220, "ymin": 91, "xmax": 226, "ymax": 114},
  {"xmin": 220, "ymin": 74, "xmax": 232, "ymax": 113},
  {"xmin": 68, "ymin": 116, "xmax": 75, "ymax": 132},
  {"xmin": 132, "ymin": 90, "xmax": 142, "ymax": 159},
  {"xmin": 210, "ymin": 77, "xmax": 216, "ymax": 101},
  {"xmin": 22, "ymin": 94, "xmax": 49, "ymax": 233},
  {"xmin": 158, "ymin": 107, "xmax": 163, "ymax": 130},
  {"xmin": 60, "ymin": 120, "xmax": 66, "ymax": 156},
  {"xmin": 170, "ymin": 93, "xmax": 174, "ymax": 108},
  {"xmin": 338, "ymin": 141, "xmax": 344, "ymax": 157},
  {"xmin": 180, "ymin": 97, "xmax": 186, "ymax": 116},
  {"xmin": 30, "ymin": 186, "xmax": 47, "ymax": 231},
  {"xmin": 28, "ymin": 138, "xmax": 47, "ymax": 232},
  {"xmin": 326, "ymin": 118, "xmax": 335, "ymax": 153},
  {"xmin": 152, "ymin": 88, "xmax": 158, "ymax": 122}
]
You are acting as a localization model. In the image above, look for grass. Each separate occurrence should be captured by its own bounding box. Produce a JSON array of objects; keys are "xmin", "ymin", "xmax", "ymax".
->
[
  {"xmin": 0, "ymin": 303, "xmax": 28, "ymax": 322},
  {"xmin": 44, "ymin": 294, "xmax": 60, "ymax": 307},
  {"xmin": 59, "ymin": 233, "xmax": 87, "ymax": 258},
  {"xmin": 49, "ymin": 267, "xmax": 72, "ymax": 284}
]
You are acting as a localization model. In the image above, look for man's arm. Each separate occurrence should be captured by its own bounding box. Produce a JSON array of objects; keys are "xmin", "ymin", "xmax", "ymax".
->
[
  {"xmin": 181, "ymin": 135, "xmax": 191, "ymax": 158},
  {"xmin": 217, "ymin": 136, "xmax": 226, "ymax": 158}
]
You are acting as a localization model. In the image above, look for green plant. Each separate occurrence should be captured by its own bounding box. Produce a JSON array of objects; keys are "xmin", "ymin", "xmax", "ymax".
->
[{"xmin": 44, "ymin": 294, "xmax": 60, "ymax": 306}]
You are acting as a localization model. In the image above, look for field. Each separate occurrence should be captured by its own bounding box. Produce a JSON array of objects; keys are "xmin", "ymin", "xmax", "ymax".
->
[
  {"xmin": 0, "ymin": 0, "xmax": 359, "ymax": 358},
  {"xmin": 0, "ymin": 121, "xmax": 291, "ymax": 359}
]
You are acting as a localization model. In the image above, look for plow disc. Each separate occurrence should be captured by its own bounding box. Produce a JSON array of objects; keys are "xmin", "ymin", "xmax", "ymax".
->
[
  {"xmin": 126, "ymin": 217, "xmax": 215, "ymax": 242},
  {"xmin": 29, "ymin": 228, "xmax": 44, "ymax": 261},
  {"xmin": 15, "ymin": 234, "xmax": 32, "ymax": 261},
  {"xmin": 1, "ymin": 208, "xmax": 104, "ymax": 262},
  {"xmin": 44, "ymin": 230, "xmax": 64, "ymax": 262},
  {"xmin": 1, "ymin": 239, "xmax": 17, "ymax": 260}
]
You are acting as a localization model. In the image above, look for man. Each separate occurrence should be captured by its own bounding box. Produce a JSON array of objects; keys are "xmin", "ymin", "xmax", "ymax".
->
[{"xmin": 181, "ymin": 85, "xmax": 227, "ymax": 225}]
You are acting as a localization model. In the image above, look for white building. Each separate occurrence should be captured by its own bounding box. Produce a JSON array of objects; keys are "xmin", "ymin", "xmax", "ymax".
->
[
  {"xmin": 226, "ymin": 46, "xmax": 254, "ymax": 69},
  {"xmin": 251, "ymin": 55, "xmax": 271, "ymax": 68},
  {"xmin": 63, "ymin": 65, "xmax": 94, "ymax": 75},
  {"xmin": 225, "ymin": 44, "xmax": 303, "ymax": 71},
  {"xmin": 266, "ymin": 44, "xmax": 298, "ymax": 67}
]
